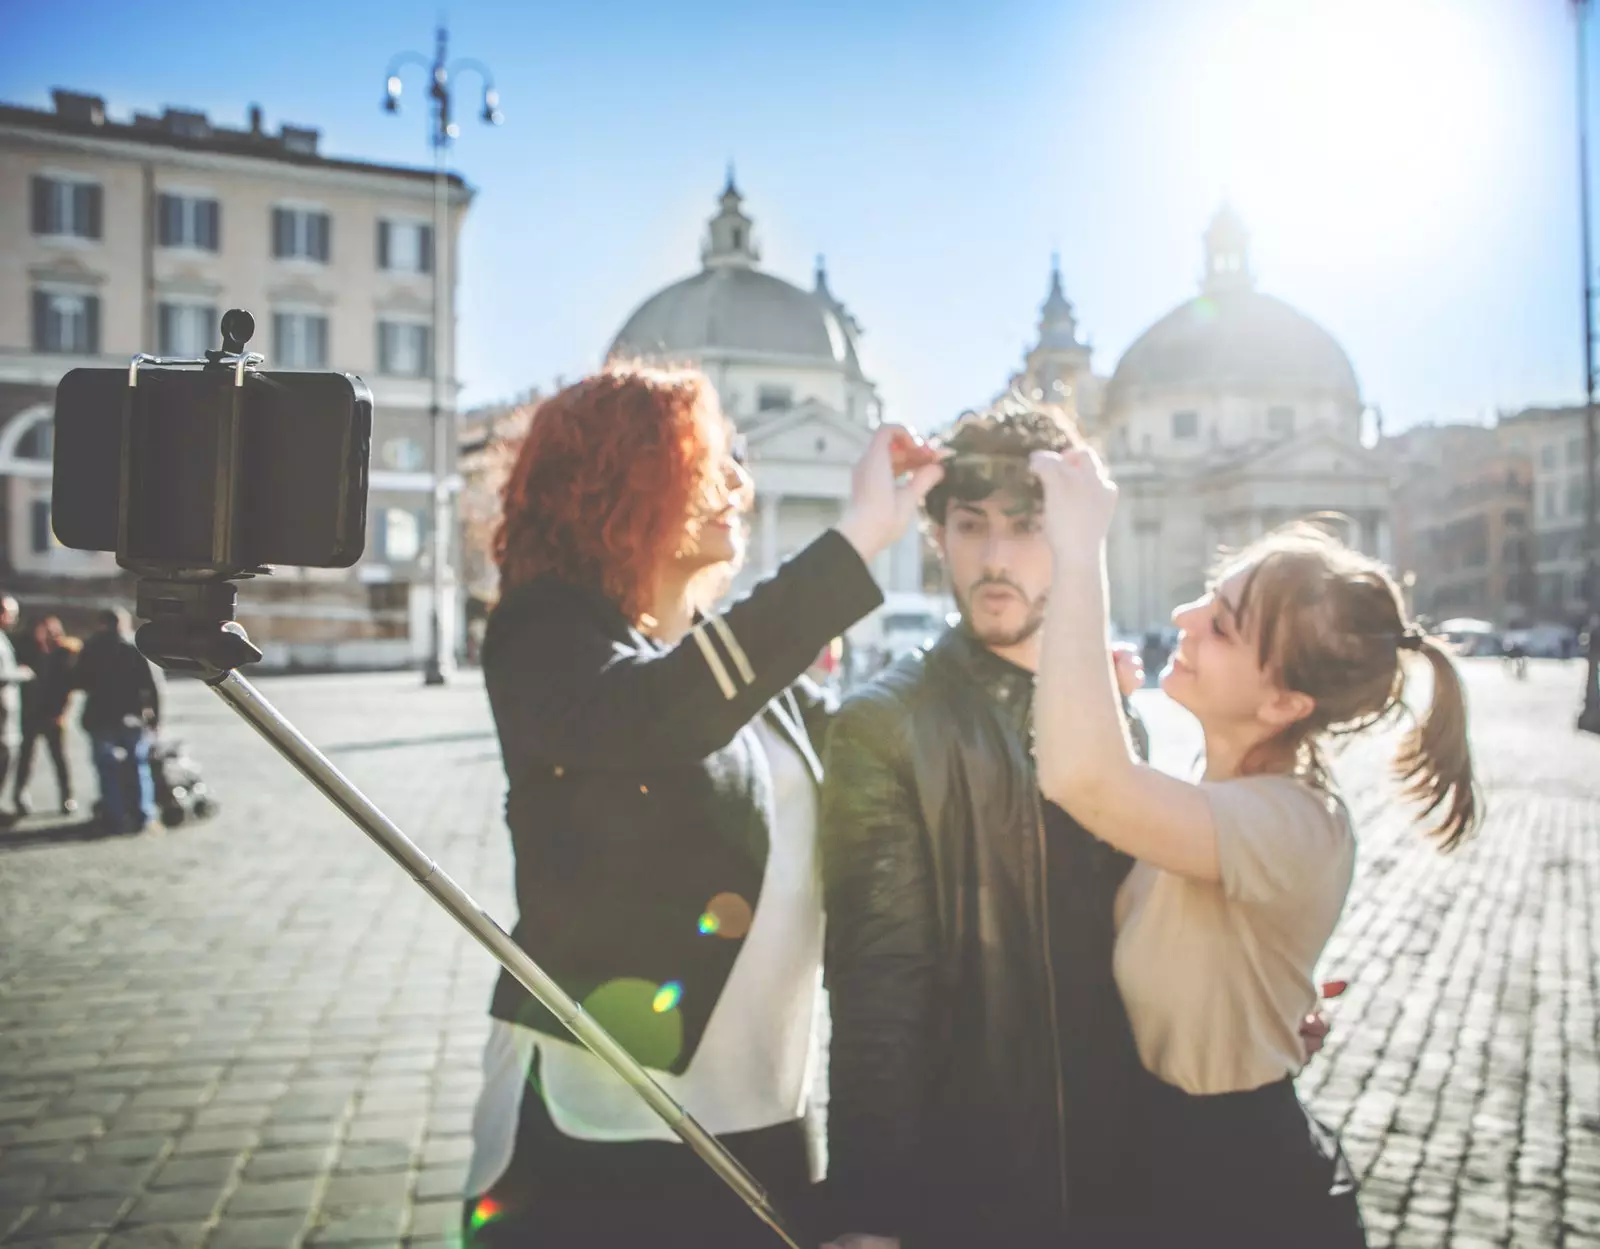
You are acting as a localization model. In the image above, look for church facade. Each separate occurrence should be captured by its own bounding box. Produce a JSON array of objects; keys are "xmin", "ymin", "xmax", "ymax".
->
[
  {"xmin": 607, "ymin": 175, "xmax": 938, "ymax": 643},
  {"xmin": 1009, "ymin": 208, "xmax": 1393, "ymax": 638}
]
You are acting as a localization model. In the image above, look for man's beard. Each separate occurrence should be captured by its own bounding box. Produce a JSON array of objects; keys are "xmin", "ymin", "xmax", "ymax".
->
[{"xmin": 954, "ymin": 577, "xmax": 1048, "ymax": 649}]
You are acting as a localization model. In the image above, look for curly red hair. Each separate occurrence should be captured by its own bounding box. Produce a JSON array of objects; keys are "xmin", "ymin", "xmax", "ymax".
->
[{"xmin": 493, "ymin": 364, "xmax": 732, "ymax": 622}]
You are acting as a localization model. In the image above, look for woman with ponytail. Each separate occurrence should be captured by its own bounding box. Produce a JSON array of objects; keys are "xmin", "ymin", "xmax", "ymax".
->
[{"xmin": 1027, "ymin": 447, "xmax": 1477, "ymax": 1248}]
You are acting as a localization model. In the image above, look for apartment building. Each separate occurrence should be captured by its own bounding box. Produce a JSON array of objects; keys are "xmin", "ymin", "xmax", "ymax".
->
[
  {"xmin": 0, "ymin": 88, "xmax": 472, "ymax": 668},
  {"xmin": 1497, "ymin": 406, "xmax": 1596, "ymax": 625}
]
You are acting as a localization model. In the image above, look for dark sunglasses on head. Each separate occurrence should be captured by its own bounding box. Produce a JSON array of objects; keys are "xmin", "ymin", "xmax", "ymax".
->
[{"xmin": 940, "ymin": 452, "xmax": 1043, "ymax": 512}]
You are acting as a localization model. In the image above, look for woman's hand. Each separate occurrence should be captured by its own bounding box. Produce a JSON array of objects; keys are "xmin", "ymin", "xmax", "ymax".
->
[
  {"xmin": 1027, "ymin": 447, "xmax": 1117, "ymax": 555},
  {"xmin": 1112, "ymin": 643, "xmax": 1145, "ymax": 697},
  {"xmin": 836, "ymin": 425, "xmax": 945, "ymax": 564}
]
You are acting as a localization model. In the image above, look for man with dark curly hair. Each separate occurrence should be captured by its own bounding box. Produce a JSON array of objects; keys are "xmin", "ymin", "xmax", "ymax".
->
[
  {"xmin": 819, "ymin": 395, "xmax": 1327, "ymax": 1249},
  {"xmin": 818, "ymin": 394, "xmax": 1146, "ymax": 1249}
]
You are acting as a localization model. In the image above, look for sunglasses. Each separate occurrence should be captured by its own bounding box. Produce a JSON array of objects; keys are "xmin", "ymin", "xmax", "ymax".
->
[{"xmin": 938, "ymin": 452, "xmax": 1043, "ymax": 512}]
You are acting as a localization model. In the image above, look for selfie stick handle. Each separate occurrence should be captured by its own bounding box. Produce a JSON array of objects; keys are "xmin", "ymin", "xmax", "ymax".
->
[{"xmin": 135, "ymin": 610, "xmax": 805, "ymax": 1249}]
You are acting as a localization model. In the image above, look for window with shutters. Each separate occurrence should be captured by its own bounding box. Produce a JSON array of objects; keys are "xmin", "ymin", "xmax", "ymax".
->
[
  {"xmin": 31, "ymin": 175, "xmax": 102, "ymax": 240},
  {"xmin": 31, "ymin": 290, "xmax": 100, "ymax": 354},
  {"xmin": 272, "ymin": 312, "xmax": 330, "ymax": 369},
  {"xmin": 378, "ymin": 219, "xmax": 433, "ymax": 274},
  {"xmin": 377, "ymin": 320, "xmax": 431, "ymax": 377},
  {"xmin": 271, "ymin": 206, "xmax": 332, "ymax": 262},
  {"xmin": 157, "ymin": 193, "xmax": 220, "ymax": 251},
  {"xmin": 158, "ymin": 302, "xmax": 218, "ymax": 357}
]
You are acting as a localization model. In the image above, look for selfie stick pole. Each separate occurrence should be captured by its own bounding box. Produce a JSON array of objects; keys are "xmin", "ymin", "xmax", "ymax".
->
[{"xmin": 133, "ymin": 583, "xmax": 806, "ymax": 1249}]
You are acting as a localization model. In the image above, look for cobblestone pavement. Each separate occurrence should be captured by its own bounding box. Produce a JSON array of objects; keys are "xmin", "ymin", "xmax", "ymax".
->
[{"xmin": 0, "ymin": 659, "xmax": 1596, "ymax": 1247}]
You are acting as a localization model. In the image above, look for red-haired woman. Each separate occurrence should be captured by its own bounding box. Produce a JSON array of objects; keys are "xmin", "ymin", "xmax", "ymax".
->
[
  {"xmin": 462, "ymin": 365, "xmax": 941, "ymax": 1247},
  {"xmin": 1030, "ymin": 447, "xmax": 1479, "ymax": 1247}
]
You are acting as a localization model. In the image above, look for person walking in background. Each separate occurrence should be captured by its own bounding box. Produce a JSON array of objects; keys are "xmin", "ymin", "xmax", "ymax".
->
[
  {"xmin": 13, "ymin": 615, "xmax": 80, "ymax": 816},
  {"xmin": 73, "ymin": 609, "xmax": 160, "ymax": 835},
  {"xmin": 0, "ymin": 594, "xmax": 35, "ymax": 824},
  {"xmin": 13, "ymin": 617, "xmax": 82, "ymax": 818}
]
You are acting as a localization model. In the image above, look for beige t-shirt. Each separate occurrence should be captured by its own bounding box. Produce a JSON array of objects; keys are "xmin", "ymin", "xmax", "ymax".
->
[{"xmin": 1112, "ymin": 774, "xmax": 1356, "ymax": 1096}]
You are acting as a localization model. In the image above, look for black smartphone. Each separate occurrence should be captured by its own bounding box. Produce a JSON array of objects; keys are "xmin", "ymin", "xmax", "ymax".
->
[{"xmin": 51, "ymin": 364, "xmax": 372, "ymax": 572}]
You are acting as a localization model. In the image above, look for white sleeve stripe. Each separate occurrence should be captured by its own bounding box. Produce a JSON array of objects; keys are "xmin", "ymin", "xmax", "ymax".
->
[
  {"xmin": 706, "ymin": 614, "xmax": 756, "ymax": 686},
  {"xmin": 689, "ymin": 625, "xmax": 739, "ymax": 700}
]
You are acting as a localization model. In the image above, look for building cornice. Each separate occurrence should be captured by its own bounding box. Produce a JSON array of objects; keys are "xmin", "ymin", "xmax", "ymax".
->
[{"xmin": 0, "ymin": 121, "xmax": 474, "ymax": 207}]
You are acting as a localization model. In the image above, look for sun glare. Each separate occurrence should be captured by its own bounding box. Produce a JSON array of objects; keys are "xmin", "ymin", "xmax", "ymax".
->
[{"xmin": 1182, "ymin": 0, "xmax": 1504, "ymax": 266}]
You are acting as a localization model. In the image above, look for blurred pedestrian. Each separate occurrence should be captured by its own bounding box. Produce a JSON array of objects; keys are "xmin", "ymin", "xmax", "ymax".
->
[
  {"xmin": 73, "ymin": 609, "xmax": 160, "ymax": 835},
  {"xmin": 0, "ymin": 594, "xmax": 35, "ymax": 823},
  {"xmin": 13, "ymin": 615, "xmax": 80, "ymax": 815}
]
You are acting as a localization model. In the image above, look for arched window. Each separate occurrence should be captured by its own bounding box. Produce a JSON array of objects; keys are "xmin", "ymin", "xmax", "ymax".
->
[{"xmin": 15, "ymin": 420, "xmax": 53, "ymax": 461}]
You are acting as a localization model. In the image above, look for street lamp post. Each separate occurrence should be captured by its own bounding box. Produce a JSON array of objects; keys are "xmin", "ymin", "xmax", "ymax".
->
[
  {"xmin": 383, "ymin": 27, "xmax": 501, "ymax": 687},
  {"xmin": 1576, "ymin": 0, "xmax": 1600, "ymax": 732}
]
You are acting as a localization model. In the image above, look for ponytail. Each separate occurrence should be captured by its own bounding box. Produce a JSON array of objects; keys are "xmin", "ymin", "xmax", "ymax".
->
[{"xmin": 1392, "ymin": 637, "xmax": 1479, "ymax": 850}]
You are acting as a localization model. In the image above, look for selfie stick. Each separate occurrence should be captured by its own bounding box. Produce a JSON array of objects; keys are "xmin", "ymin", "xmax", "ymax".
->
[{"xmin": 123, "ymin": 326, "xmax": 807, "ymax": 1249}]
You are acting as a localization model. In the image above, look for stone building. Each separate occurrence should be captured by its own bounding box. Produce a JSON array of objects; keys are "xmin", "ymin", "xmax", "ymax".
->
[
  {"xmin": 0, "ymin": 88, "xmax": 471, "ymax": 667},
  {"xmin": 1385, "ymin": 423, "xmax": 1535, "ymax": 628},
  {"xmin": 605, "ymin": 174, "xmax": 937, "ymax": 639},
  {"xmin": 1010, "ymin": 207, "xmax": 1392, "ymax": 637},
  {"xmin": 1496, "ymin": 405, "xmax": 1595, "ymax": 626}
]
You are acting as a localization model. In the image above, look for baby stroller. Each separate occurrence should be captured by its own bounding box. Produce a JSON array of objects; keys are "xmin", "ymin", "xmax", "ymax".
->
[
  {"xmin": 96, "ymin": 733, "xmax": 218, "ymax": 831},
  {"xmin": 152, "ymin": 736, "xmax": 217, "ymax": 827}
]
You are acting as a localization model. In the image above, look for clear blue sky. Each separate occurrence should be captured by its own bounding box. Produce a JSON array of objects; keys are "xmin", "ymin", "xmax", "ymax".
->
[{"xmin": 1, "ymin": 0, "xmax": 1591, "ymax": 434}]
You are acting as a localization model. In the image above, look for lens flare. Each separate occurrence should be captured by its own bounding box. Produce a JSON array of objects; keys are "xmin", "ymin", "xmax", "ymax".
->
[
  {"xmin": 698, "ymin": 892, "xmax": 753, "ymax": 940},
  {"xmin": 469, "ymin": 1197, "xmax": 503, "ymax": 1230},
  {"xmin": 652, "ymin": 981, "xmax": 683, "ymax": 1014}
]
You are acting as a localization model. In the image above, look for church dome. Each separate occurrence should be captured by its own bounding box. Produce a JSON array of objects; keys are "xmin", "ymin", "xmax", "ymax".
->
[
  {"xmin": 1106, "ymin": 208, "xmax": 1360, "ymax": 406},
  {"xmin": 608, "ymin": 174, "xmax": 863, "ymax": 375}
]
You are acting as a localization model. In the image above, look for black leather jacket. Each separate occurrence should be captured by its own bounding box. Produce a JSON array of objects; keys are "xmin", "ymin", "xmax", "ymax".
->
[{"xmin": 820, "ymin": 626, "xmax": 1144, "ymax": 1247}]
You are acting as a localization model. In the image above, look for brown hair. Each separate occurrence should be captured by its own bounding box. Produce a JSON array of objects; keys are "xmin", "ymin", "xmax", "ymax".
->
[
  {"xmin": 1223, "ymin": 522, "xmax": 1479, "ymax": 850},
  {"xmin": 923, "ymin": 391, "xmax": 1082, "ymax": 524},
  {"xmin": 492, "ymin": 364, "xmax": 734, "ymax": 624}
]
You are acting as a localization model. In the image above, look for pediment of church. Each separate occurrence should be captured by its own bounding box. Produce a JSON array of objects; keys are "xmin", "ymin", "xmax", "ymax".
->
[{"xmin": 744, "ymin": 400, "xmax": 869, "ymax": 464}]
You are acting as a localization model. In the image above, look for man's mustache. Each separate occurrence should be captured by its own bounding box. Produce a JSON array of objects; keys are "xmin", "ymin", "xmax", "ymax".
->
[{"xmin": 969, "ymin": 576, "xmax": 1028, "ymax": 599}]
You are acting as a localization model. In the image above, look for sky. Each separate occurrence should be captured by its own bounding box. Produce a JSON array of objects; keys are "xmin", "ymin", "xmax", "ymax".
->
[{"xmin": 0, "ymin": 0, "xmax": 1591, "ymax": 435}]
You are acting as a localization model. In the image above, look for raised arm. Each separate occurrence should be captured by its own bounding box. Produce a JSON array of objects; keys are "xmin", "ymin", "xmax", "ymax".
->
[
  {"xmin": 489, "ymin": 529, "xmax": 883, "ymax": 771},
  {"xmin": 820, "ymin": 688, "xmax": 939, "ymax": 1246},
  {"xmin": 1029, "ymin": 450, "xmax": 1221, "ymax": 882}
]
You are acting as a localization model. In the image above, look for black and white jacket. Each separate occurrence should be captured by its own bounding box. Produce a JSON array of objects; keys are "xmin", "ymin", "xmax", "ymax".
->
[{"xmin": 482, "ymin": 529, "xmax": 883, "ymax": 1073}]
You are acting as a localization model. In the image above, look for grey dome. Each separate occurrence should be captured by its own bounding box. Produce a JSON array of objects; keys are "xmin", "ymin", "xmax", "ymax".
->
[
  {"xmin": 1108, "ymin": 290, "xmax": 1360, "ymax": 405},
  {"xmin": 609, "ymin": 266, "xmax": 862, "ymax": 375}
]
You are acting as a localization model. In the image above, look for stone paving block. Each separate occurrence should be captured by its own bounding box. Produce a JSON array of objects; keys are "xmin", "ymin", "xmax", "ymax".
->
[
  {"xmin": 147, "ymin": 1155, "xmax": 240, "ymax": 1192},
  {"xmin": 11, "ymin": 1197, "xmax": 129, "ymax": 1236},
  {"xmin": 50, "ymin": 1159, "xmax": 158, "ymax": 1198},
  {"xmin": 242, "ymin": 1145, "xmax": 333, "ymax": 1182},
  {"xmin": 11, "ymin": 1117, "xmax": 104, "ymax": 1146},
  {"xmin": 223, "ymin": 1176, "xmax": 321, "ymax": 1218},
  {"xmin": 90, "ymin": 1134, "xmax": 174, "ymax": 1165},
  {"xmin": 122, "ymin": 1182, "xmax": 229, "ymax": 1226},
  {"xmin": 99, "ymin": 1223, "xmax": 209, "ymax": 1248},
  {"xmin": 406, "ymin": 1199, "xmax": 460, "ymax": 1242},
  {"xmin": 206, "ymin": 1214, "xmax": 311, "ymax": 1249},
  {"xmin": 170, "ymin": 1127, "xmax": 259, "ymax": 1157}
]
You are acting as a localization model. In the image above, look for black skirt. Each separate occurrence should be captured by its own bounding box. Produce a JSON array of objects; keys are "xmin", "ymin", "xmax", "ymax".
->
[
  {"xmin": 461, "ymin": 1065, "xmax": 815, "ymax": 1249},
  {"xmin": 1132, "ymin": 1067, "xmax": 1369, "ymax": 1249}
]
